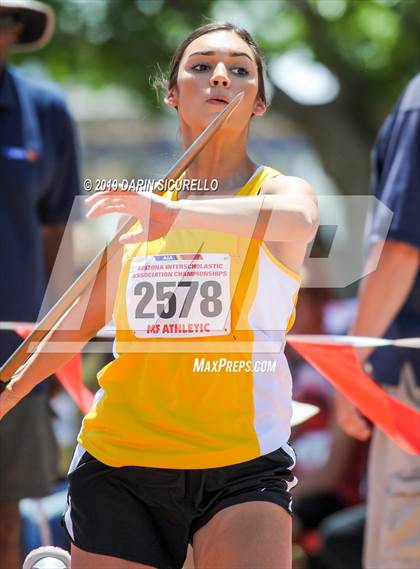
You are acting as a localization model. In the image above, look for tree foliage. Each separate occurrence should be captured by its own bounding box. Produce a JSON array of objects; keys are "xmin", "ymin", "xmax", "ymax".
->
[
  {"xmin": 12, "ymin": 0, "xmax": 418, "ymax": 118},
  {"xmin": 11, "ymin": 0, "xmax": 420, "ymax": 194}
]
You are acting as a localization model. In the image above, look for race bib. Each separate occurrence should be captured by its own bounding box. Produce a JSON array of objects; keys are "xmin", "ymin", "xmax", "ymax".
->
[{"xmin": 126, "ymin": 253, "xmax": 231, "ymax": 338}]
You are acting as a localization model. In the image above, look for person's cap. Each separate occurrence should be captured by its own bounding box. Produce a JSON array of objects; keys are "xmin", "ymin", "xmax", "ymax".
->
[{"xmin": 0, "ymin": 0, "xmax": 55, "ymax": 52}]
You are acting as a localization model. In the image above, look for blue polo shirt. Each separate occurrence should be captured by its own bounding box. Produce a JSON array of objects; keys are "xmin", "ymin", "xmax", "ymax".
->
[
  {"xmin": 368, "ymin": 74, "xmax": 420, "ymax": 385},
  {"xmin": 0, "ymin": 65, "xmax": 80, "ymax": 371}
]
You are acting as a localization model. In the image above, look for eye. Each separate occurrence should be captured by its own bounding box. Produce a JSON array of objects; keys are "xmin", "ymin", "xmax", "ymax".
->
[
  {"xmin": 231, "ymin": 66, "xmax": 249, "ymax": 76},
  {"xmin": 191, "ymin": 63, "xmax": 210, "ymax": 72}
]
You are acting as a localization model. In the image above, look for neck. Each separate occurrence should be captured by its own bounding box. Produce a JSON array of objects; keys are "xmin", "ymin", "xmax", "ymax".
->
[{"xmin": 180, "ymin": 121, "xmax": 257, "ymax": 195}]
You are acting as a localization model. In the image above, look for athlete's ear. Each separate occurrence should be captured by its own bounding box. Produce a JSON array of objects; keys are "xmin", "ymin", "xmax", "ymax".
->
[
  {"xmin": 253, "ymin": 97, "xmax": 267, "ymax": 117},
  {"xmin": 164, "ymin": 88, "xmax": 179, "ymax": 110}
]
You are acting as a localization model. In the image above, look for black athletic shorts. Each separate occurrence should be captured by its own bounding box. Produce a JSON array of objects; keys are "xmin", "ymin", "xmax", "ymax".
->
[{"xmin": 63, "ymin": 447, "xmax": 296, "ymax": 569}]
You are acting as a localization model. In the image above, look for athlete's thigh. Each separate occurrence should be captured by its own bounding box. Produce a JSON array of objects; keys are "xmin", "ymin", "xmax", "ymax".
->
[
  {"xmin": 192, "ymin": 501, "xmax": 292, "ymax": 569},
  {"xmin": 71, "ymin": 544, "xmax": 157, "ymax": 569}
]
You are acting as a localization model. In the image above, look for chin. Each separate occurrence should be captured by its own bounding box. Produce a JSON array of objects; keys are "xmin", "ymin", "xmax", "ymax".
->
[
  {"xmin": 179, "ymin": 109, "xmax": 215, "ymax": 130},
  {"xmin": 180, "ymin": 107, "xmax": 249, "ymax": 134}
]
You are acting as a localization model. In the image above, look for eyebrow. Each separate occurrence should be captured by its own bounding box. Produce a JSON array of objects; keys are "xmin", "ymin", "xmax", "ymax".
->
[{"xmin": 188, "ymin": 50, "xmax": 253, "ymax": 62}]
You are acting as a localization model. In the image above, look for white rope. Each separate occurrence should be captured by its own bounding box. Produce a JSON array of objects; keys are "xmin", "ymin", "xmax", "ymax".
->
[
  {"xmin": 1, "ymin": 322, "xmax": 419, "ymax": 349},
  {"xmin": 287, "ymin": 334, "xmax": 420, "ymax": 349},
  {"xmin": 0, "ymin": 321, "xmax": 35, "ymax": 330}
]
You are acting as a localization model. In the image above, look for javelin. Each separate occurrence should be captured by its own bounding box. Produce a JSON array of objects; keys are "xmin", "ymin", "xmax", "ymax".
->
[{"xmin": 0, "ymin": 92, "xmax": 244, "ymax": 386}]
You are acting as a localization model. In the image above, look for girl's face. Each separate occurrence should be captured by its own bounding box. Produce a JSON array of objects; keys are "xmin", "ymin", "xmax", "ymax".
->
[{"xmin": 165, "ymin": 30, "xmax": 266, "ymax": 132}]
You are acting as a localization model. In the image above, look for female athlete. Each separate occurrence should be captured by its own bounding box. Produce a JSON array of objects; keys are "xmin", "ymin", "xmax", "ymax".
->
[{"xmin": 0, "ymin": 22, "xmax": 318, "ymax": 569}]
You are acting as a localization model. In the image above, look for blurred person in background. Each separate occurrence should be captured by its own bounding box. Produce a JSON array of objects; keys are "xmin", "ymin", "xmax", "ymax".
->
[
  {"xmin": 318, "ymin": 503, "xmax": 366, "ymax": 569},
  {"xmin": 0, "ymin": 1, "xmax": 80, "ymax": 567},
  {"xmin": 335, "ymin": 74, "xmax": 420, "ymax": 569},
  {"xmin": 288, "ymin": 285, "xmax": 368, "ymax": 568}
]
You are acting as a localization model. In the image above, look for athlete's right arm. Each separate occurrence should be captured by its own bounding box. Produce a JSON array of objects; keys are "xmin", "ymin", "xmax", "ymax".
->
[{"xmin": 0, "ymin": 240, "xmax": 124, "ymax": 420}]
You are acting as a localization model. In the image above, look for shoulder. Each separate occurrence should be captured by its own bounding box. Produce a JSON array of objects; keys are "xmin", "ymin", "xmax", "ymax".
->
[
  {"xmin": 375, "ymin": 77, "xmax": 420, "ymax": 170},
  {"xmin": 260, "ymin": 174, "xmax": 317, "ymax": 203},
  {"xmin": 10, "ymin": 67, "xmax": 71, "ymax": 117},
  {"xmin": 399, "ymin": 74, "xmax": 420, "ymax": 114}
]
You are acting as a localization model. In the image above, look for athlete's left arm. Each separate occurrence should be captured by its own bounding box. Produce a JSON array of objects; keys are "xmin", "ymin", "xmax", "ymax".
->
[{"xmin": 172, "ymin": 175, "xmax": 318, "ymax": 243}]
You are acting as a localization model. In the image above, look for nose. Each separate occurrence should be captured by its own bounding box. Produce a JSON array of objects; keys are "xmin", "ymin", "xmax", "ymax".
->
[{"xmin": 210, "ymin": 62, "xmax": 230, "ymax": 88}]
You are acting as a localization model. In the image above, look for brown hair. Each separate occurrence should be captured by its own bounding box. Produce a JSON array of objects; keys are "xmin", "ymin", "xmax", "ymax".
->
[{"xmin": 153, "ymin": 22, "xmax": 267, "ymax": 105}]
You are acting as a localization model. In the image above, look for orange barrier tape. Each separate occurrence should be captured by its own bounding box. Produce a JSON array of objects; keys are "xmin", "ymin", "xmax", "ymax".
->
[
  {"xmin": 288, "ymin": 340, "xmax": 420, "ymax": 455},
  {"xmin": 54, "ymin": 355, "xmax": 94, "ymax": 415},
  {"xmin": 15, "ymin": 327, "xmax": 94, "ymax": 414}
]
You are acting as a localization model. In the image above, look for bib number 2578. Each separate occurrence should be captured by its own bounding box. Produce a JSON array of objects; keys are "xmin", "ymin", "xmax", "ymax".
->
[{"xmin": 126, "ymin": 254, "xmax": 231, "ymax": 338}]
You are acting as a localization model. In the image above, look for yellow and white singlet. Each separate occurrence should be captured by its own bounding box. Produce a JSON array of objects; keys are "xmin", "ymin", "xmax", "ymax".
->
[{"xmin": 78, "ymin": 165, "xmax": 301, "ymax": 469}]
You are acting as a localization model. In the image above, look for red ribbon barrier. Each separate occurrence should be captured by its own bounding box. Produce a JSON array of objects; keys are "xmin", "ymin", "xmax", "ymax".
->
[
  {"xmin": 288, "ymin": 341, "xmax": 420, "ymax": 455},
  {"xmin": 15, "ymin": 326, "xmax": 94, "ymax": 414},
  {"xmin": 11, "ymin": 323, "xmax": 420, "ymax": 449},
  {"xmin": 54, "ymin": 354, "xmax": 94, "ymax": 415}
]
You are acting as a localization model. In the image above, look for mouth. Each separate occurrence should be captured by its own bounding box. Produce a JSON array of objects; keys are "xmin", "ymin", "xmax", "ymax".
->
[{"xmin": 206, "ymin": 97, "xmax": 229, "ymax": 105}]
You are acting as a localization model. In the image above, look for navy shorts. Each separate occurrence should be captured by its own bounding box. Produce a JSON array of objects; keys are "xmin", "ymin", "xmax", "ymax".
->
[{"xmin": 63, "ymin": 447, "xmax": 296, "ymax": 569}]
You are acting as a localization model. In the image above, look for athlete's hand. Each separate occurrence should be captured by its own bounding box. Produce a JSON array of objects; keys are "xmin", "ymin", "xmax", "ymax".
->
[
  {"xmin": 334, "ymin": 392, "xmax": 372, "ymax": 441},
  {"xmin": 85, "ymin": 189, "xmax": 178, "ymax": 244}
]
